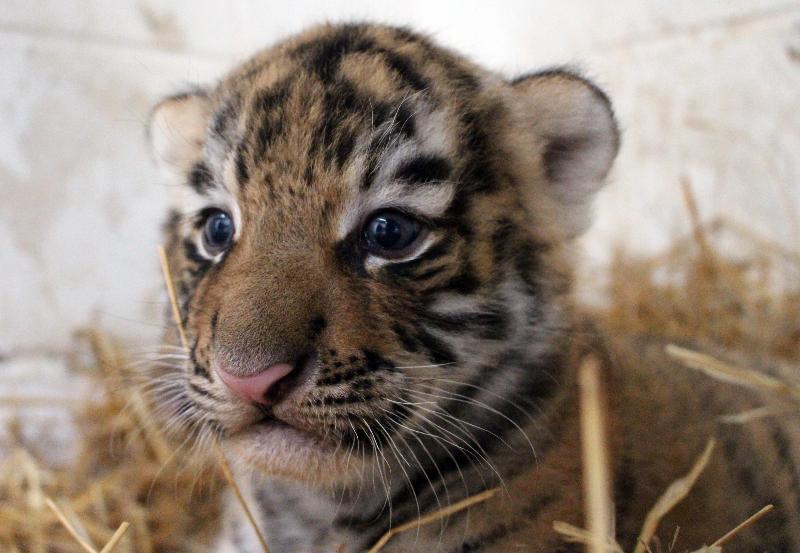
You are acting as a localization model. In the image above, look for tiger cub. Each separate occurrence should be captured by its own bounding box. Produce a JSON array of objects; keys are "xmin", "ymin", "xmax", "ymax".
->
[{"xmin": 147, "ymin": 23, "xmax": 800, "ymax": 552}]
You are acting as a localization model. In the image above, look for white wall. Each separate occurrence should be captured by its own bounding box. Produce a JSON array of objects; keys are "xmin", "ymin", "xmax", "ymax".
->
[{"xmin": 2, "ymin": 1, "xmax": 799, "ymax": 359}]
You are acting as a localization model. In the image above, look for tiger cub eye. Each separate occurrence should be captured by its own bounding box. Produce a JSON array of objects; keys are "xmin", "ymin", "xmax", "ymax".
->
[
  {"xmin": 362, "ymin": 211, "xmax": 421, "ymax": 257},
  {"xmin": 202, "ymin": 210, "xmax": 235, "ymax": 253}
]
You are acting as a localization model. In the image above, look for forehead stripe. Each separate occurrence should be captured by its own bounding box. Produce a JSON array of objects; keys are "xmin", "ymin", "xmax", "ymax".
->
[
  {"xmin": 188, "ymin": 161, "xmax": 213, "ymax": 194},
  {"xmin": 360, "ymin": 104, "xmax": 419, "ymax": 190},
  {"xmin": 394, "ymin": 155, "xmax": 451, "ymax": 186},
  {"xmin": 210, "ymin": 97, "xmax": 239, "ymax": 146},
  {"xmin": 370, "ymin": 47, "xmax": 429, "ymax": 92},
  {"xmin": 319, "ymin": 82, "xmax": 363, "ymax": 167},
  {"xmin": 251, "ymin": 82, "xmax": 291, "ymax": 158},
  {"xmin": 224, "ymin": 26, "xmax": 469, "ymax": 198},
  {"xmin": 234, "ymin": 142, "xmax": 249, "ymax": 185},
  {"xmin": 297, "ymin": 24, "xmax": 372, "ymax": 81},
  {"xmin": 296, "ymin": 25, "xmax": 431, "ymax": 95},
  {"xmin": 295, "ymin": 24, "xmax": 477, "ymax": 97},
  {"xmin": 228, "ymin": 81, "xmax": 292, "ymax": 188}
]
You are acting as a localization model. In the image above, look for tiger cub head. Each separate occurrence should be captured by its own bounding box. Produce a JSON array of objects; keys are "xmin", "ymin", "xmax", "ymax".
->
[{"xmin": 148, "ymin": 23, "xmax": 618, "ymax": 484}]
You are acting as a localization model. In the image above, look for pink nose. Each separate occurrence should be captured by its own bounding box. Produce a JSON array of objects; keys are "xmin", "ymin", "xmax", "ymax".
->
[{"xmin": 215, "ymin": 363, "xmax": 295, "ymax": 405}]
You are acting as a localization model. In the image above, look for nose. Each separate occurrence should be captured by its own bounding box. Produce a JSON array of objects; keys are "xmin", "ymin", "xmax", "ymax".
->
[{"xmin": 216, "ymin": 362, "xmax": 295, "ymax": 405}]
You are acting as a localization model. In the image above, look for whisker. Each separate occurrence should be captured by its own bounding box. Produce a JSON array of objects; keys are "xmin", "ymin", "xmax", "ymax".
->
[
  {"xmin": 373, "ymin": 418, "xmax": 422, "ymax": 537},
  {"xmin": 392, "ymin": 362, "xmax": 457, "ymax": 370},
  {"xmin": 399, "ymin": 392, "xmax": 514, "ymax": 458}
]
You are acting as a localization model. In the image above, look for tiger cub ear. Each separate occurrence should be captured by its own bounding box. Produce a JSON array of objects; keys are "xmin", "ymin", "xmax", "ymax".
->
[
  {"xmin": 508, "ymin": 70, "xmax": 619, "ymax": 232},
  {"xmin": 147, "ymin": 90, "xmax": 212, "ymax": 187}
]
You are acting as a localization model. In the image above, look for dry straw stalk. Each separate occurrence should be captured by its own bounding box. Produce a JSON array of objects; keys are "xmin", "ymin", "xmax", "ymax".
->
[
  {"xmin": 366, "ymin": 487, "xmax": 500, "ymax": 553},
  {"xmin": 214, "ymin": 441, "xmax": 271, "ymax": 553},
  {"xmin": 632, "ymin": 440, "xmax": 715, "ymax": 553},
  {"xmin": 711, "ymin": 504, "xmax": 774, "ymax": 547},
  {"xmin": 577, "ymin": 356, "xmax": 614, "ymax": 553},
  {"xmin": 46, "ymin": 496, "xmax": 130, "ymax": 553},
  {"xmin": 666, "ymin": 344, "xmax": 800, "ymax": 402}
]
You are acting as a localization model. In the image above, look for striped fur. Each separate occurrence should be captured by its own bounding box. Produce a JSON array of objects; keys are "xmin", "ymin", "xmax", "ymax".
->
[{"xmin": 146, "ymin": 23, "xmax": 800, "ymax": 552}]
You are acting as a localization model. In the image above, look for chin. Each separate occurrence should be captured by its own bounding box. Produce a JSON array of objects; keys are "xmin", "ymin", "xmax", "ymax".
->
[{"xmin": 224, "ymin": 420, "xmax": 364, "ymax": 486}]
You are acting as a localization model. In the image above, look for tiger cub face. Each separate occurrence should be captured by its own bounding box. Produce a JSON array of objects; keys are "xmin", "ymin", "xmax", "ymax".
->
[{"xmin": 148, "ymin": 23, "xmax": 618, "ymax": 484}]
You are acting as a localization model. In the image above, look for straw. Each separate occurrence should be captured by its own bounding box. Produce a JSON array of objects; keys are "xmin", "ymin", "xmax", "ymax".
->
[
  {"xmin": 45, "ymin": 497, "xmax": 98, "ymax": 553},
  {"xmin": 157, "ymin": 244, "xmax": 189, "ymax": 351},
  {"xmin": 577, "ymin": 356, "xmax": 614, "ymax": 553},
  {"xmin": 98, "ymin": 522, "xmax": 131, "ymax": 553},
  {"xmin": 666, "ymin": 345, "xmax": 800, "ymax": 402},
  {"xmin": 214, "ymin": 440, "xmax": 271, "ymax": 553},
  {"xmin": 632, "ymin": 440, "xmax": 715, "ymax": 553},
  {"xmin": 367, "ymin": 487, "xmax": 499, "ymax": 553},
  {"xmin": 711, "ymin": 504, "xmax": 774, "ymax": 547}
]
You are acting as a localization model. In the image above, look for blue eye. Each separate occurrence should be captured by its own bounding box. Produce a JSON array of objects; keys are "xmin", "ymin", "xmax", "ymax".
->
[
  {"xmin": 202, "ymin": 210, "xmax": 235, "ymax": 253},
  {"xmin": 362, "ymin": 211, "xmax": 422, "ymax": 257}
]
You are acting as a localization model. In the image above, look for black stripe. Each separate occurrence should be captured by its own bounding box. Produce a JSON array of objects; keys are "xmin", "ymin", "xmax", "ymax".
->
[
  {"xmin": 415, "ymin": 328, "xmax": 456, "ymax": 365},
  {"xmin": 189, "ymin": 381, "xmax": 215, "ymax": 399},
  {"xmin": 394, "ymin": 155, "xmax": 451, "ymax": 185},
  {"xmin": 316, "ymin": 365, "xmax": 368, "ymax": 386},
  {"xmin": 490, "ymin": 218, "xmax": 516, "ymax": 265},
  {"xmin": 187, "ymin": 161, "xmax": 213, "ymax": 193},
  {"xmin": 383, "ymin": 240, "xmax": 452, "ymax": 280},
  {"xmin": 298, "ymin": 24, "xmax": 374, "ymax": 82},
  {"xmin": 362, "ymin": 348, "xmax": 395, "ymax": 372},
  {"xmin": 360, "ymin": 100, "xmax": 418, "ymax": 189},
  {"xmin": 182, "ymin": 239, "xmax": 212, "ymax": 275},
  {"xmin": 192, "ymin": 362, "xmax": 210, "ymax": 380},
  {"xmin": 210, "ymin": 310, "xmax": 219, "ymax": 344},
  {"xmin": 317, "ymin": 349, "xmax": 395, "ymax": 387},
  {"xmin": 250, "ymin": 82, "xmax": 290, "ymax": 158},
  {"xmin": 189, "ymin": 343, "xmax": 211, "ymax": 380},
  {"xmin": 321, "ymin": 392, "xmax": 375, "ymax": 405},
  {"xmin": 297, "ymin": 25, "xmax": 431, "ymax": 97},
  {"xmin": 372, "ymin": 46, "xmax": 430, "ymax": 92},
  {"xmin": 313, "ymin": 80, "xmax": 367, "ymax": 168},
  {"xmin": 344, "ymin": 379, "xmax": 564, "ymax": 540},
  {"xmin": 423, "ymin": 306, "xmax": 509, "ymax": 341},
  {"xmin": 333, "ymin": 226, "xmax": 367, "ymax": 276},
  {"xmin": 441, "ymin": 346, "xmax": 566, "ymax": 455},
  {"xmin": 234, "ymin": 141, "xmax": 249, "ymax": 185},
  {"xmin": 177, "ymin": 280, "xmax": 191, "ymax": 323},
  {"xmin": 433, "ymin": 264, "xmax": 481, "ymax": 295},
  {"xmin": 415, "ymin": 264, "xmax": 447, "ymax": 282},
  {"xmin": 210, "ymin": 96, "xmax": 239, "ymax": 145},
  {"xmin": 308, "ymin": 315, "xmax": 327, "ymax": 338},
  {"xmin": 252, "ymin": 81, "xmax": 290, "ymax": 114},
  {"xmin": 391, "ymin": 322, "xmax": 419, "ymax": 353},
  {"xmin": 514, "ymin": 240, "xmax": 545, "ymax": 297},
  {"xmin": 384, "ymin": 351, "xmax": 569, "ymax": 529},
  {"xmin": 385, "ymin": 27, "xmax": 480, "ymax": 93},
  {"xmin": 459, "ymin": 105, "xmax": 502, "ymax": 195}
]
